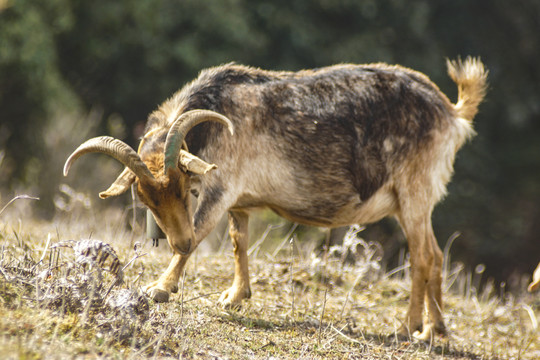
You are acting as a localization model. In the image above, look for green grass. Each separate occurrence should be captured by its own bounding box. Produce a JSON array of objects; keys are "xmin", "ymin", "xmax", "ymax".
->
[{"xmin": 0, "ymin": 204, "xmax": 539, "ymax": 359}]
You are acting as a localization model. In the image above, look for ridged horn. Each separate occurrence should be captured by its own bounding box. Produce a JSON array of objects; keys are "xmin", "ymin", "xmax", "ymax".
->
[
  {"xmin": 179, "ymin": 150, "xmax": 217, "ymax": 175},
  {"xmin": 64, "ymin": 136, "xmax": 155, "ymax": 182},
  {"xmin": 164, "ymin": 110, "xmax": 234, "ymax": 172}
]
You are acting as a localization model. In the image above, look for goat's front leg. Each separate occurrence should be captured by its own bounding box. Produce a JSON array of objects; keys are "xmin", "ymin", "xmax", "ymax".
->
[
  {"xmin": 144, "ymin": 253, "xmax": 190, "ymax": 302},
  {"xmin": 144, "ymin": 182, "xmax": 233, "ymax": 303},
  {"xmin": 218, "ymin": 210, "xmax": 251, "ymax": 308}
]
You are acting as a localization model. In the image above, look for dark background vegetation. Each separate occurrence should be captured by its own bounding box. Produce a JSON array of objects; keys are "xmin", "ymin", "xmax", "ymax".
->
[{"xmin": 1, "ymin": 0, "xmax": 539, "ymax": 284}]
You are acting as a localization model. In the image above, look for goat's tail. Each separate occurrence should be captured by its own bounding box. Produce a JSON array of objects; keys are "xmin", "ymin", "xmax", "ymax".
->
[{"xmin": 447, "ymin": 57, "xmax": 488, "ymax": 122}]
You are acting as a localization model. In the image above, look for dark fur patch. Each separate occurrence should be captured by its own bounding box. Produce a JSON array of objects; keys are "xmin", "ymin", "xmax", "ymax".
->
[
  {"xmin": 153, "ymin": 63, "xmax": 453, "ymax": 205},
  {"xmin": 193, "ymin": 184, "xmax": 224, "ymax": 231}
]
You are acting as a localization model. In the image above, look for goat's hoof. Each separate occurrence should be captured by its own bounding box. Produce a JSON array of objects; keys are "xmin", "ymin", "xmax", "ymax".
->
[
  {"xmin": 412, "ymin": 322, "xmax": 447, "ymax": 341},
  {"xmin": 398, "ymin": 322, "xmax": 423, "ymax": 340},
  {"xmin": 144, "ymin": 286, "xmax": 170, "ymax": 303},
  {"xmin": 171, "ymin": 284, "xmax": 179, "ymax": 294},
  {"xmin": 218, "ymin": 286, "xmax": 251, "ymax": 309},
  {"xmin": 412, "ymin": 328, "xmax": 432, "ymax": 342}
]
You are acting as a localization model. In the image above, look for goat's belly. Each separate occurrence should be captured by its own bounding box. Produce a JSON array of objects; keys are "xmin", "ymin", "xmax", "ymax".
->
[
  {"xmin": 334, "ymin": 185, "xmax": 398, "ymax": 226},
  {"xmin": 268, "ymin": 206, "xmax": 335, "ymax": 227},
  {"xmin": 266, "ymin": 184, "xmax": 398, "ymax": 228}
]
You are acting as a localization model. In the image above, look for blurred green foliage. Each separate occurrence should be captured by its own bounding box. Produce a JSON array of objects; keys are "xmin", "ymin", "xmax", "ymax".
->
[{"xmin": 1, "ymin": 0, "xmax": 539, "ymax": 282}]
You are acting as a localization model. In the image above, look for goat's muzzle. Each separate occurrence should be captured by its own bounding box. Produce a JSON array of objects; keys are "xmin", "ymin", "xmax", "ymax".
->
[{"xmin": 173, "ymin": 238, "xmax": 192, "ymax": 255}]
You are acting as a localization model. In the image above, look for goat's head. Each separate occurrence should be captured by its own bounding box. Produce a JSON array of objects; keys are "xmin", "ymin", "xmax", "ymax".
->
[{"xmin": 64, "ymin": 110, "xmax": 234, "ymax": 255}]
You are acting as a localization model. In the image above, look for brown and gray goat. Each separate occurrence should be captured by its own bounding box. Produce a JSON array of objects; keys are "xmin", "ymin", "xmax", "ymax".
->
[{"xmin": 64, "ymin": 58, "xmax": 487, "ymax": 339}]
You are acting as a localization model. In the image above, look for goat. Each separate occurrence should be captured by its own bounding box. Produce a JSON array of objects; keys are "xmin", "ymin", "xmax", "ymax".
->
[{"xmin": 64, "ymin": 57, "xmax": 487, "ymax": 340}]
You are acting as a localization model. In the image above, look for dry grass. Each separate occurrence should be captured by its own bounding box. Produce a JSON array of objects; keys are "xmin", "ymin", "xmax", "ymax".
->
[{"xmin": 0, "ymin": 198, "xmax": 539, "ymax": 359}]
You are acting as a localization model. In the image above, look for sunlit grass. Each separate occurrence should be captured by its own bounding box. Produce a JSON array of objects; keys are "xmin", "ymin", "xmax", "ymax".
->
[{"xmin": 0, "ymin": 196, "xmax": 538, "ymax": 359}]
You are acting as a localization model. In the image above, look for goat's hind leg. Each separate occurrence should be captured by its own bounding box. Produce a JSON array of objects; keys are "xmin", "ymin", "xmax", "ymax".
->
[
  {"xmin": 218, "ymin": 210, "xmax": 251, "ymax": 308},
  {"xmin": 422, "ymin": 232, "xmax": 446, "ymax": 338},
  {"xmin": 397, "ymin": 210, "xmax": 446, "ymax": 339}
]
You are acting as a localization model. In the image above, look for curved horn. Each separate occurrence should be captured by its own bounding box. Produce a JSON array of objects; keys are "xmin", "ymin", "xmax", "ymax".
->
[
  {"xmin": 164, "ymin": 110, "xmax": 234, "ymax": 172},
  {"xmin": 99, "ymin": 167, "xmax": 136, "ymax": 199},
  {"xmin": 179, "ymin": 150, "xmax": 217, "ymax": 175},
  {"xmin": 64, "ymin": 136, "xmax": 155, "ymax": 182}
]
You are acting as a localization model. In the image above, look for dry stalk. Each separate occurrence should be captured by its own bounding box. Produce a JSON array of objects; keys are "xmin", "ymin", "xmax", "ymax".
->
[
  {"xmin": 338, "ymin": 270, "xmax": 366, "ymax": 322},
  {"xmin": 289, "ymin": 235, "xmax": 295, "ymax": 320},
  {"xmin": 122, "ymin": 242, "xmax": 147, "ymax": 271},
  {"xmin": 248, "ymin": 223, "xmax": 285, "ymax": 257},
  {"xmin": 520, "ymin": 303, "xmax": 538, "ymax": 330},
  {"xmin": 317, "ymin": 230, "xmax": 331, "ymax": 346},
  {"xmin": 0, "ymin": 195, "xmax": 40, "ymax": 217},
  {"xmin": 134, "ymin": 329, "xmax": 166, "ymax": 358},
  {"xmin": 217, "ymin": 223, "xmax": 230, "ymax": 255},
  {"xmin": 443, "ymin": 231, "xmax": 460, "ymax": 283},
  {"xmin": 130, "ymin": 184, "xmax": 137, "ymax": 231},
  {"xmin": 180, "ymin": 269, "xmax": 186, "ymax": 326},
  {"xmin": 38, "ymin": 233, "xmax": 52, "ymax": 264},
  {"xmin": 152, "ymin": 331, "xmax": 167, "ymax": 360},
  {"xmin": 271, "ymin": 223, "xmax": 298, "ymax": 258}
]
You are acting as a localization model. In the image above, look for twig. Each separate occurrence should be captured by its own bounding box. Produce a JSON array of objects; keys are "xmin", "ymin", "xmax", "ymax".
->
[
  {"xmin": 183, "ymin": 291, "xmax": 221, "ymax": 303},
  {"xmin": 257, "ymin": 340, "xmax": 276, "ymax": 351},
  {"xmin": 331, "ymin": 324, "xmax": 363, "ymax": 345},
  {"xmin": 122, "ymin": 252, "xmax": 148, "ymax": 271},
  {"xmin": 0, "ymin": 195, "xmax": 40, "ymax": 216}
]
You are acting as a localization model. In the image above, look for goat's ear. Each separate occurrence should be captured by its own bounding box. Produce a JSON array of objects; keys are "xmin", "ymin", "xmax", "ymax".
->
[
  {"xmin": 179, "ymin": 150, "xmax": 217, "ymax": 175},
  {"xmin": 99, "ymin": 167, "xmax": 136, "ymax": 199}
]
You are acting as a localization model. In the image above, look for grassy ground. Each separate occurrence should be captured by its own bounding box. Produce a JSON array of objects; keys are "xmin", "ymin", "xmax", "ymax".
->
[{"xmin": 0, "ymin": 203, "xmax": 539, "ymax": 359}]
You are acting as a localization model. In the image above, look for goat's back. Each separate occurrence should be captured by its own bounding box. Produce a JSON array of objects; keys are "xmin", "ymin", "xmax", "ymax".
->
[{"xmin": 160, "ymin": 62, "xmax": 481, "ymax": 225}]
